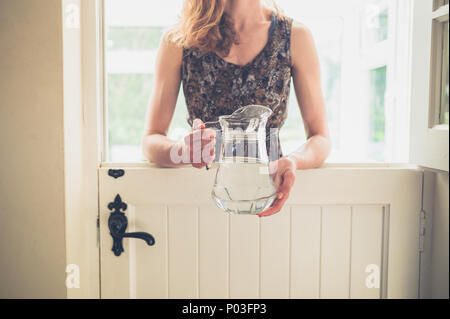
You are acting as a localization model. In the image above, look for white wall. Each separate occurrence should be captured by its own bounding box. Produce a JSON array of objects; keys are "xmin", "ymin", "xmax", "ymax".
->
[
  {"xmin": 0, "ymin": 0, "xmax": 67, "ymax": 298},
  {"xmin": 431, "ymin": 172, "xmax": 449, "ymax": 299}
]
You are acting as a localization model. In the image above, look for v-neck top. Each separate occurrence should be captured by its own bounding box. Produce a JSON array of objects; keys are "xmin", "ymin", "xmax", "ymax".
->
[{"xmin": 181, "ymin": 14, "xmax": 293, "ymax": 159}]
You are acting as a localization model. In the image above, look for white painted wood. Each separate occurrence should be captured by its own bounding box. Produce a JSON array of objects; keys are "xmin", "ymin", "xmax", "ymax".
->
[
  {"xmin": 167, "ymin": 205, "xmax": 198, "ymax": 299},
  {"xmin": 430, "ymin": 172, "xmax": 449, "ymax": 298},
  {"xmin": 60, "ymin": 0, "xmax": 102, "ymax": 299},
  {"xmin": 350, "ymin": 206, "xmax": 384, "ymax": 299},
  {"xmin": 229, "ymin": 215, "xmax": 260, "ymax": 299},
  {"xmin": 419, "ymin": 171, "xmax": 436, "ymax": 298},
  {"xmin": 290, "ymin": 206, "xmax": 321, "ymax": 299},
  {"xmin": 431, "ymin": 4, "xmax": 449, "ymax": 21},
  {"xmin": 100, "ymin": 198, "xmax": 130, "ymax": 299},
  {"xmin": 132, "ymin": 205, "xmax": 168, "ymax": 298},
  {"xmin": 199, "ymin": 205, "xmax": 229, "ymax": 299},
  {"xmin": 320, "ymin": 206, "xmax": 352, "ymax": 299},
  {"xmin": 409, "ymin": 0, "xmax": 449, "ymax": 171},
  {"xmin": 99, "ymin": 162, "xmax": 418, "ymax": 168},
  {"xmin": 80, "ymin": 0, "xmax": 431, "ymax": 301},
  {"xmin": 99, "ymin": 166, "xmax": 422, "ymax": 299},
  {"xmin": 260, "ymin": 208, "xmax": 290, "ymax": 299}
]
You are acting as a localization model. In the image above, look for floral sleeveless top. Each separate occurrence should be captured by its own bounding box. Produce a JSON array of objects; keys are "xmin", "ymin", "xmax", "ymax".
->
[{"xmin": 181, "ymin": 14, "xmax": 293, "ymax": 159}]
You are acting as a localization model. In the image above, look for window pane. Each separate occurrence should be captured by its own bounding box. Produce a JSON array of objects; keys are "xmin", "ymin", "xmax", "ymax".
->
[
  {"xmin": 361, "ymin": 0, "xmax": 389, "ymax": 49},
  {"xmin": 105, "ymin": 0, "xmax": 189, "ymax": 162},
  {"xmin": 107, "ymin": 27, "xmax": 165, "ymax": 51},
  {"xmin": 434, "ymin": 0, "xmax": 449, "ymax": 11},
  {"xmin": 280, "ymin": 17, "xmax": 343, "ymax": 155},
  {"xmin": 368, "ymin": 66, "xmax": 387, "ymax": 161},
  {"xmin": 108, "ymin": 74, "xmax": 152, "ymax": 162}
]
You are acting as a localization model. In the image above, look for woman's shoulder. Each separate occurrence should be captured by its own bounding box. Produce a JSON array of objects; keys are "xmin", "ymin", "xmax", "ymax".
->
[
  {"xmin": 161, "ymin": 30, "xmax": 184, "ymax": 54},
  {"xmin": 289, "ymin": 20, "xmax": 318, "ymax": 69},
  {"xmin": 162, "ymin": 29, "xmax": 208, "ymax": 61},
  {"xmin": 274, "ymin": 14, "xmax": 312, "ymax": 42},
  {"xmin": 290, "ymin": 19, "xmax": 313, "ymax": 41},
  {"xmin": 290, "ymin": 19, "xmax": 315, "ymax": 51},
  {"xmin": 155, "ymin": 31, "xmax": 184, "ymax": 68},
  {"xmin": 274, "ymin": 14, "xmax": 314, "ymax": 57}
]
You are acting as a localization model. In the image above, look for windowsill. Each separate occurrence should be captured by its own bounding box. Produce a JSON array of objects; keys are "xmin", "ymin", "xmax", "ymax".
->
[
  {"xmin": 429, "ymin": 124, "xmax": 449, "ymax": 131},
  {"xmin": 100, "ymin": 161, "xmax": 419, "ymax": 170}
]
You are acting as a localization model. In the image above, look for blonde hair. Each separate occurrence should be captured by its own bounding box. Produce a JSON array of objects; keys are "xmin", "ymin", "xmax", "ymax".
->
[{"xmin": 167, "ymin": 0, "xmax": 280, "ymax": 57}]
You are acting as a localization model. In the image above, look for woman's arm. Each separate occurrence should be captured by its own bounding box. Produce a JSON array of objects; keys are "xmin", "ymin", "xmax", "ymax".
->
[
  {"xmin": 141, "ymin": 36, "xmax": 183, "ymax": 167},
  {"xmin": 289, "ymin": 22, "xmax": 331, "ymax": 169},
  {"xmin": 258, "ymin": 22, "xmax": 331, "ymax": 217},
  {"xmin": 142, "ymin": 36, "xmax": 216, "ymax": 168}
]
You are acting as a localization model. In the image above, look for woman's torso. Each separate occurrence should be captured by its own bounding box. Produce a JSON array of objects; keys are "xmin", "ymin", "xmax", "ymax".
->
[{"xmin": 181, "ymin": 13, "xmax": 293, "ymax": 159}]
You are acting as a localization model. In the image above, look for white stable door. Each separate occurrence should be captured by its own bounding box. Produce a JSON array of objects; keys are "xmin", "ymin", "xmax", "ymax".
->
[
  {"xmin": 99, "ymin": 165, "xmax": 422, "ymax": 299},
  {"xmin": 92, "ymin": 0, "xmax": 445, "ymax": 300}
]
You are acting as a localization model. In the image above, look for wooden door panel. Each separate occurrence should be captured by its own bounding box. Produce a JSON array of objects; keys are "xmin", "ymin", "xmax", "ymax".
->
[
  {"xmin": 290, "ymin": 206, "xmax": 321, "ymax": 298},
  {"xmin": 99, "ymin": 166, "xmax": 421, "ymax": 299},
  {"xmin": 260, "ymin": 208, "xmax": 290, "ymax": 299},
  {"xmin": 320, "ymin": 206, "xmax": 352, "ymax": 298},
  {"xmin": 229, "ymin": 214, "xmax": 260, "ymax": 299},
  {"xmin": 350, "ymin": 206, "xmax": 384, "ymax": 299},
  {"xmin": 199, "ymin": 205, "xmax": 229, "ymax": 299},
  {"xmin": 167, "ymin": 205, "xmax": 198, "ymax": 298},
  {"xmin": 133, "ymin": 204, "xmax": 167, "ymax": 299}
]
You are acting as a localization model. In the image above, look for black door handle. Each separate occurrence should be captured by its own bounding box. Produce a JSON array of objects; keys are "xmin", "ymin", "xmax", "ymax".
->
[
  {"xmin": 122, "ymin": 232, "xmax": 155, "ymax": 245},
  {"xmin": 108, "ymin": 194, "xmax": 155, "ymax": 256}
]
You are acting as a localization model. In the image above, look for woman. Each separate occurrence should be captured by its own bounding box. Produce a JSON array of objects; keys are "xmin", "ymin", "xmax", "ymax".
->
[{"xmin": 142, "ymin": 0, "xmax": 331, "ymax": 217}]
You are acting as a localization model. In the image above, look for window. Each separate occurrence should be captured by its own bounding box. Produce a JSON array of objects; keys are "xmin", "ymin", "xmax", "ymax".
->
[
  {"xmin": 409, "ymin": 0, "xmax": 449, "ymax": 172},
  {"xmin": 441, "ymin": 21, "xmax": 449, "ymax": 124},
  {"xmin": 104, "ymin": 0, "xmax": 411, "ymax": 163},
  {"xmin": 430, "ymin": 0, "xmax": 449, "ymax": 126},
  {"xmin": 104, "ymin": 0, "xmax": 188, "ymax": 162}
]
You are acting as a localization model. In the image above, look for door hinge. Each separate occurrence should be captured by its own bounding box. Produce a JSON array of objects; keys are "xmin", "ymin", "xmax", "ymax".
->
[
  {"xmin": 97, "ymin": 216, "xmax": 100, "ymax": 248},
  {"xmin": 419, "ymin": 210, "xmax": 426, "ymax": 252}
]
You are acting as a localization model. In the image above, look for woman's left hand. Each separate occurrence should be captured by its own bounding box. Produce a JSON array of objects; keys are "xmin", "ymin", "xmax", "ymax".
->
[{"xmin": 258, "ymin": 157, "xmax": 297, "ymax": 218}]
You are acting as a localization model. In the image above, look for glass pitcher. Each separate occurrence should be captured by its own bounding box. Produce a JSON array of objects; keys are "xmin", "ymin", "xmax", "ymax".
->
[{"xmin": 209, "ymin": 105, "xmax": 277, "ymax": 215}]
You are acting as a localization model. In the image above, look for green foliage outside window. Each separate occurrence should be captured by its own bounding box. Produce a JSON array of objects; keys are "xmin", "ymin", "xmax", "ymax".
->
[
  {"xmin": 108, "ymin": 27, "xmax": 165, "ymax": 51},
  {"xmin": 369, "ymin": 66, "xmax": 387, "ymax": 143},
  {"xmin": 108, "ymin": 74, "xmax": 153, "ymax": 146}
]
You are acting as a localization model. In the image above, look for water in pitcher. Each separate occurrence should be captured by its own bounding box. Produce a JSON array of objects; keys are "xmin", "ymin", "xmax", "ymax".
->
[
  {"xmin": 209, "ymin": 105, "xmax": 277, "ymax": 215},
  {"xmin": 212, "ymin": 160, "xmax": 276, "ymax": 215}
]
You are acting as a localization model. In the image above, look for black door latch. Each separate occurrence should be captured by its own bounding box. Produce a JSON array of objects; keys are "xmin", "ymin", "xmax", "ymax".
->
[{"xmin": 107, "ymin": 194, "xmax": 155, "ymax": 256}]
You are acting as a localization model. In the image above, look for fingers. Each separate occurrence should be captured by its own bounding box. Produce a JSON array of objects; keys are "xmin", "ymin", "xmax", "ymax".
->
[
  {"xmin": 258, "ymin": 170, "xmax": 295, "ymax": 217},
  {"xmin": 192, "ymin": 119, "xmax": 205, "ymax": 130},
  {"xmin": 191, "ymin": 143, "xmax": 215, "ymax": 168},
  {"xmin": 189, "ymin": 143, "xmax": 215, "ymax": 167},
  {"xmin": 268, "ymin": 160, "xmax": 279, "ymax": 176},
  {"xmin": 185, "ymin": 122, "xmax": 217, "ymax": 168},
  {"xmin": 184, "ymin": 128, "xmax": 216, "ymax": 146},
  {"xmin": 272, "ymin": 171, "xmax": 283, "ymax": 189},
  {"xmin": 276, "ymin": 170, "xmax": 295, "ymax": 199},
  {"xmin": 258, "ymin": 192, "xmax": 290, "ymax": 217},
  {"xmin": 185, "ymin": 134, "xmax": 215, "ymax": 169}
]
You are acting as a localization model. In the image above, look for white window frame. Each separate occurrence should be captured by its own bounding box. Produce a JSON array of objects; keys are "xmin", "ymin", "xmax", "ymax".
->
[
  {"xmin": 429, "ymin": 1, "xmax": 449, "ymax": 126},
  {"xmin": 358, "ymin": 0, "xmax": 413, "ymax": 162},
  {"xmin": 409, "ymin": 0, "xmax": 449, "ymax": 172}
]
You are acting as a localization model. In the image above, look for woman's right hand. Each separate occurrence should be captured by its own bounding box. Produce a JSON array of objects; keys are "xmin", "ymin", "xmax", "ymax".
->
[{"xmin": 183, "ymin": 119, "xmax": 216, "ymax": 169}]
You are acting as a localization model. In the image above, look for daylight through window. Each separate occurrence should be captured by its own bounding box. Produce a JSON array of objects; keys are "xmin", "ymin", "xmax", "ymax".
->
[{"xmin": 104, "ymin": 0, "xmax": 411, "ymax": 163}]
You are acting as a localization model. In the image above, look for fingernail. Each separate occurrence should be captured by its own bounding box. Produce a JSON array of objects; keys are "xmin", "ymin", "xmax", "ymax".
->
[
  {"xmin": 277, "ymin": 193, "xmax": 283, "ymax": 199},
  {"xmin": 193, "ymin": 119, "xmax": 203, "ymax": 130}
]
